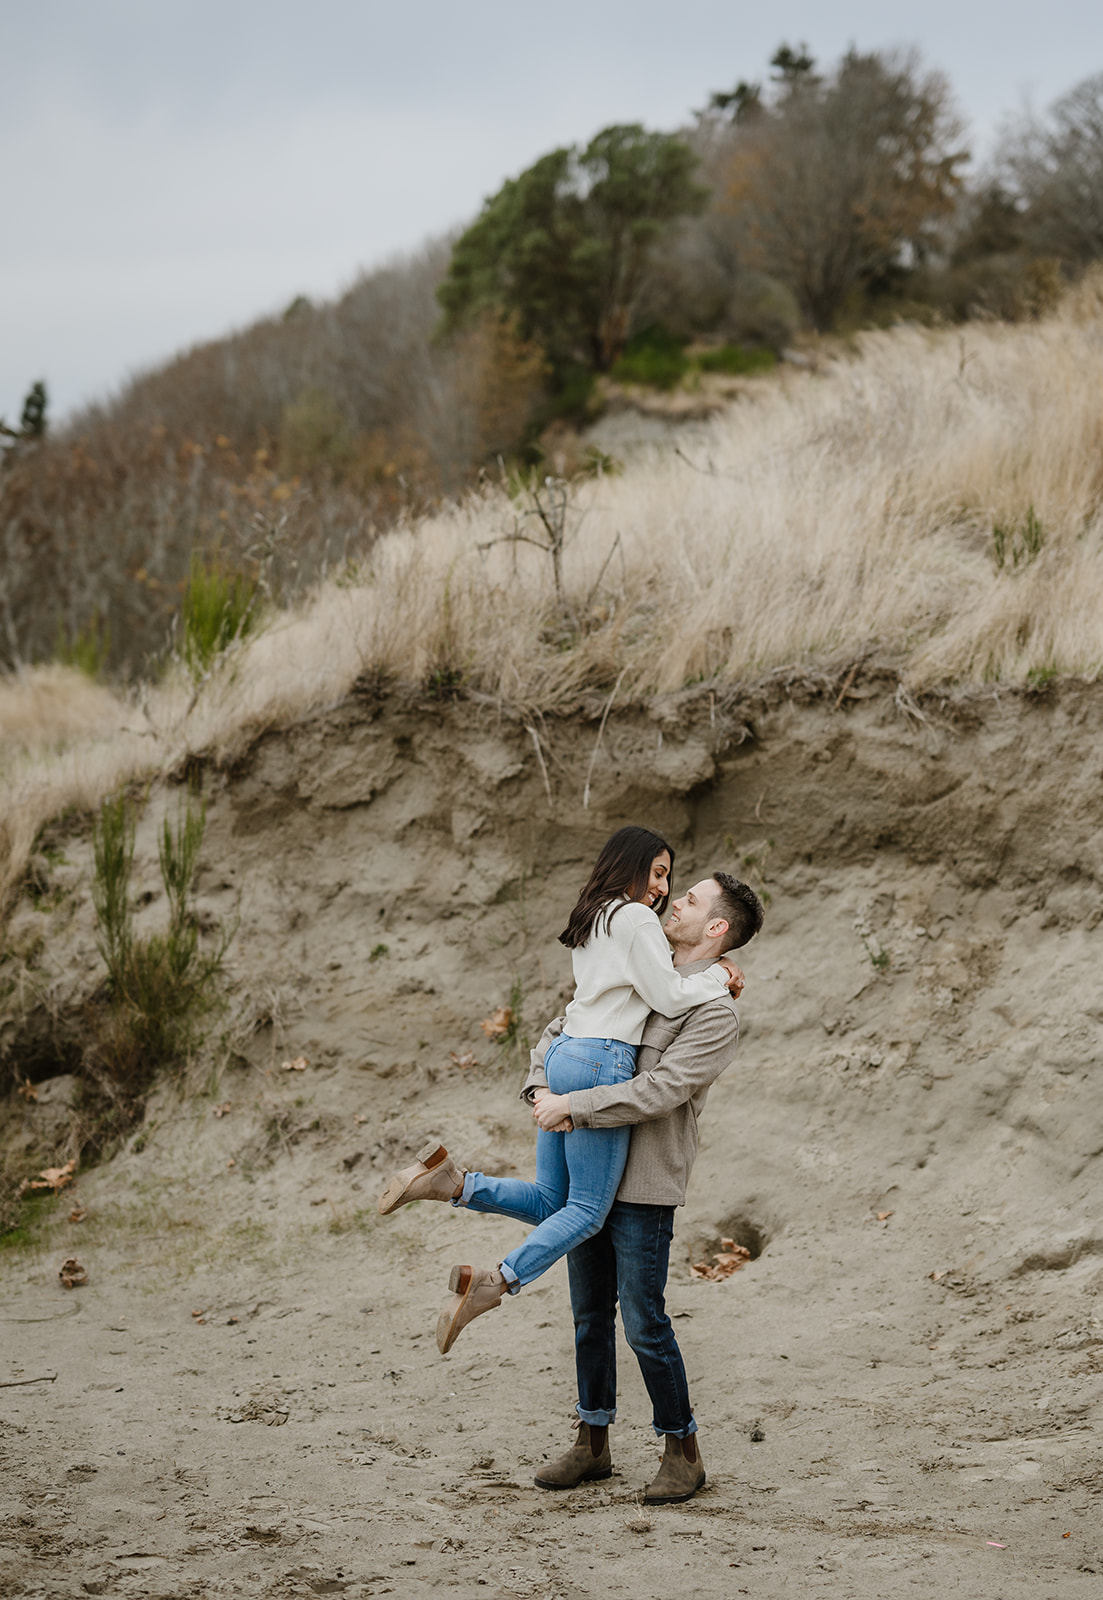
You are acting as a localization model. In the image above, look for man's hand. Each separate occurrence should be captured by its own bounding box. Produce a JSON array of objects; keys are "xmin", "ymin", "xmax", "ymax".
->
[
  {"xmin": 718, "ymin": 959, "xmax": 746, "ymax": 999},
  {"xmin": 533, "ymin": 1091, "xmax": 574, "ymax": 1132}
]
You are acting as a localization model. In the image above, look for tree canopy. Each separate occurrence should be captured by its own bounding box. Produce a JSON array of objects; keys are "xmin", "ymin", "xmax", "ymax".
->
[
  {"xmin": 715, "ymin": 48, "xmax": 968, "ymax": 330},
  {"xmin": 437, "ymin": 124, "xmax": 707, "ymax": 377},
  {"xmin": 998, "ymin": 72, "xmax": 1103, "ymax": 264}
]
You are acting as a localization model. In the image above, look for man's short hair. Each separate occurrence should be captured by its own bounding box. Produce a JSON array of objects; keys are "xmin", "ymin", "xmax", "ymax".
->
[{"xmin": 710, "ymin": 871, "xmax": 765, "ymax": 951}]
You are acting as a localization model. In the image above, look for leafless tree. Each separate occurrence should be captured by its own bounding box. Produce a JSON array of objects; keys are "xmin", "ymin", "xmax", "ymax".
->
[
  {"xmin": 718, "ymin": 48, "xmax": 967, "ymax": 330},
  {"xmin": 997, "ymin": 73, "xmax": 1103, "ymax": 264}
]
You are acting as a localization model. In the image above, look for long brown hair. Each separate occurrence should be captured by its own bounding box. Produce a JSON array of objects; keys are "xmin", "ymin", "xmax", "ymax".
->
[{"xmin": 558, "ymin": 825, "xmax": 674, "ymax": 949}]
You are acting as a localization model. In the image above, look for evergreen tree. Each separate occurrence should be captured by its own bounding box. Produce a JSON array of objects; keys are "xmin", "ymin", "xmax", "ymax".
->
[
  {"xmin": 19, "ymin": 380, "xmax": 48, "ymax": 438},
  {"xmin": 438, "ymin": 125, "xmax": 707, "ymax": 381}
]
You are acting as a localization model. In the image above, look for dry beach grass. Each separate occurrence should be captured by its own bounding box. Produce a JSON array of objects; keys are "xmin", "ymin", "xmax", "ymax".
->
[{"xmin": 4, "ymin": 288, "xmax": 1103, "ymax": 909}]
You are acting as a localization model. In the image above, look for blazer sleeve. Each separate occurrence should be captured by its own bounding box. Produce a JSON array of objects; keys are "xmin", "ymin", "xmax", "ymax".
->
[
  {"xmin": 568, "ymin": 1000, "xmax": 738, "ymax": 1128},
  {"xmin": 518, "ymin": 1014, "xmax": 565, "ymax": 1102}
]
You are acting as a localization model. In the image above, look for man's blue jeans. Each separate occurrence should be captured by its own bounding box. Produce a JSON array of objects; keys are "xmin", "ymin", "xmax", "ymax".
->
[
  {"xmin": 459, "ymin": 1035, "xmax": 634, "ymax": 1289},
  {"xmin": 567, "ymin": 1199, "xmax": 697, "ymax": 1439}
]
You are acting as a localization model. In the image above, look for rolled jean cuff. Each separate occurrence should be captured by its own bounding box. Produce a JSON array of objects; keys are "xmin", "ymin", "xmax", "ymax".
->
[
  {"xmin": 576, "ymin": 1401, "xmax": 616, "ymax": 1427},
  {"xmin": 499, "ymin": 1261, "xmax": 520, "ymax": 1294},
  {"xmin": 453, "ymin": 1173, "xmax": 478, "ymax": 1207},
  {"xmin": 652, "ymin": 1416, "xmax": 697, "ymax": 1440}
]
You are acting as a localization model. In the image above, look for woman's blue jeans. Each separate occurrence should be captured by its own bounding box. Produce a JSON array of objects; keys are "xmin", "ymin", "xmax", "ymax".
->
[{"xmin": 457, "ymin": 1035, "xmax": 635, "ymax": 1290}]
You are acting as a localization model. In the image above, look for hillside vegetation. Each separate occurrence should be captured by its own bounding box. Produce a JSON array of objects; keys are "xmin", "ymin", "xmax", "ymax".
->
[
  {"xmin": 3, "ymin": 294, "xmax": 1103, "ymax": 912},
  {"xmin": 6, "ymin": 46, "xmax": 1103, "ymax": 676}
]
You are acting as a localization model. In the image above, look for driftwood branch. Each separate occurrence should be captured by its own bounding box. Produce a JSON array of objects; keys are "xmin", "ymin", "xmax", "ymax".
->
[
  {"xmin": 583, "ymin": 667, "xmax": 630, "ymax": 810},
  {"xmin": 582, "ymin": 532, "xmax": 622, "ymax": 616},
  {"xmin": 0, "ymin": 1373, "xmax": 58, "ymax": 1388},
  {"xmin": 524, "ymin": 724, "xmax": 553, "ymax": 804},
  {"xmin": 476, "ymin": 533, "xmax": 549, "ymax": 556}
]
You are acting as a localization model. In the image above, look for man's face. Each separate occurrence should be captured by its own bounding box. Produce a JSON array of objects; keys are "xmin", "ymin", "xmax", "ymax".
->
[{"xmin": 664, "ymin": 878, "xmax": 725, "ymax": 949}]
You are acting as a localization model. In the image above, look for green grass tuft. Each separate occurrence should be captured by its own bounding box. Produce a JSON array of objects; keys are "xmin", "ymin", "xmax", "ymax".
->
[
  {"xmin": 181, "ymin": 553, "xmax": 258, "ymax": 678},
  {"xmin": 83, "ymin": 787, "xmax": 229, "ymax": 1156},
  {"xmin": 54, "ymin": 611, "xmax": 111, "ymax": 678},
  {"xmin": 697, "ymin": 343, "xmax": 777, "ymax": 377}
]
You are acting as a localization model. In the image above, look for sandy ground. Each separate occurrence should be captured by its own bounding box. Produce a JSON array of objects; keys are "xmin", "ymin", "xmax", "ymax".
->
[{"xmin": 3, "ymin": 683, "xmax": 1103, "ymax": 1598}]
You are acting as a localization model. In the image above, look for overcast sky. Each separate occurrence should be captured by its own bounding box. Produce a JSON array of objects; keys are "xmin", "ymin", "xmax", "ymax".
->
[{"xmin": 3, "ymin": 0, "xmax": 1102, "ymax": 425}]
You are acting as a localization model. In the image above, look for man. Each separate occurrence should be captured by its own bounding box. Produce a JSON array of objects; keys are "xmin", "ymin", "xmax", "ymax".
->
[{"xmin": 523, "ymin": 870, "xmax": 763, "ymax": 1505}]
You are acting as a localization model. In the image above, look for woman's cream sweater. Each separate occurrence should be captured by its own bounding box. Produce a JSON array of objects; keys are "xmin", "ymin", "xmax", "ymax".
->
[{"xmin": 562, "ymin": 899, "xmax": 729, "ymax": 1046}]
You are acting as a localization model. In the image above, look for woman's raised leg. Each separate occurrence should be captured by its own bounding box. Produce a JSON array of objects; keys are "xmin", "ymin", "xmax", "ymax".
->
[{"xmin": 459, "ymin": 1123, "xmax": 570, "ymax": 1226}]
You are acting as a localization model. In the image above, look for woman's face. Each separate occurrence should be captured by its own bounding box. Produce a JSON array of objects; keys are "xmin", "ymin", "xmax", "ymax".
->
[{"xmin": 639, "ymin": 850, "xmax": 671, "ymax": 910}]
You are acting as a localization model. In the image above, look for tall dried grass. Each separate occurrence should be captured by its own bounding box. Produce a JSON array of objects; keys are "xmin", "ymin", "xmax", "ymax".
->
[
  {"xmin": 4, "ymin": 301, "xmax": 1103, "ymax": 911},
  {"xmin": 316, "ymin": 297, "xmax": 1103, "ymax": 698}
]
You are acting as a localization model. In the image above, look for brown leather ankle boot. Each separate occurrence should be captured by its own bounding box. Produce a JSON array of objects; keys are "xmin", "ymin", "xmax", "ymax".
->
[
  {"xmin": 435, "ymin": 1265, "xmax": 507, "ymax": 1353},
  {"xmin": 644, "ymin": 1433, "xmax": 705, "ymax": 1503},
  {"xmin": 534, "ymin": 1422, "xmax": 613, "ymax": 1489},
  {"xmin": 377, "ymin": 1141, "xmax": 465, "ymax": 1215}
]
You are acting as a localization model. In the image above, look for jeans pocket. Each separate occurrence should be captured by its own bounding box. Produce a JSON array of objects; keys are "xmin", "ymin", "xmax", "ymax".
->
[
  {"xmin": 547, "ymin": 1038, "xmax": 601, "ymax": 1095},
  {"xmin": 597, "ymin": 1048, "xmax": 637, "ymax": 1088}
]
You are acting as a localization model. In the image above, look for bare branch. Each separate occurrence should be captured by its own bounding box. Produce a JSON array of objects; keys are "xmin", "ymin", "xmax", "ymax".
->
[{"xmin": 583, "ymin": 667, "xmax": 630, "ymax": 809}]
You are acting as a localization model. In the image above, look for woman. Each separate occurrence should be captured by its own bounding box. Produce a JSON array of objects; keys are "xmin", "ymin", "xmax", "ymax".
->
[{"xmin": 377, "ymin": 825, "xmax": 740, "ymax": 1352}]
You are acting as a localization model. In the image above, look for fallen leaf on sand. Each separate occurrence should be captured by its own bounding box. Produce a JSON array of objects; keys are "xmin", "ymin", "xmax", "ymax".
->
[
  {"xmin": 877, "ymin": 1210, "xmax": 894, "ymax": 1221},
  {"xmin": 479, "ymin": 1006, "xmax": 513, "ymax": 1041},
  {"xmin": 281, "ymin": 1056, "xmax": 309, "ymax": 1072},
  {"xmin": 353, "ymin": 1113, "xmax": 369, "ymax": 1125},
  {"xmin": 449, "ymin": 1050, "xmax": 479, "ymax": 1069},
  {"xmin": 212, "ymin": 1102, "xmax": 233, "ymax": 1118},
  {"xmin": 20, "ymin": 1159, "xmax": 77, "ymax": 1196},
  {"xmin": 690, "ymin": 1239, "xmax": 752, "ymax": 1281},
  {"xmin": 69, "ymin": 1207, "xmax": 87, "ymax": 1223},
  {"xmin": 16, "ymin": 1079, "xmax": 38, "ymax": 1102},
  {"xmin": 59, "ymin": 1258, "xmax": 87, "ymax": 1289}
]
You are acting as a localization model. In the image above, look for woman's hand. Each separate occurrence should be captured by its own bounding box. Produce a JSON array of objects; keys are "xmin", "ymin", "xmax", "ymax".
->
[
  {"xmin": 717, "ymin": 959, "xmax": 746, "ymax": 999},
  {"xmin": 534, "ymin": 1092, "xmax": 573, "ymax": 1132}
]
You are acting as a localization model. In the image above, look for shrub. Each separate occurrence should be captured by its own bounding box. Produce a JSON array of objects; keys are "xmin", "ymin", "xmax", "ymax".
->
[
  {"xmin": 92, "ymin": 791, "xmax": 135, "ymax": 985},
  {"xmin": 181, "ymin": 554, "xmax": 258, "ymax": 678},
  {"xmin": 158, "ymin": 797, "xmax": 206, "ymax": 957},
  {"xmin": 918, "ymin": 254, "xmax": 1065, "ymax": 324},
  {"xmin": 611, "ymin": 328, "xmax": 689, "ymax": 390},
  {"xmin": 537, "ymin": 362, "xmax": 597, "ymax": 424},
  {"xmin": 278, "ymin": 388, "xmax": 355, "ymax": 479},
  {"xmin": 992, "ymin": 505, "xmax": 1045, "ymax": 570},
  {"xmin": 697, "ymin": 343, "xmax": 778, "ymax": 377},
  {"xmin": 84, "ymin": 788, "xmax": 228, "ymax": 1152},
  {"xmin": 54, "ymin": 611, "xmax": 111, "ymax": 679}
]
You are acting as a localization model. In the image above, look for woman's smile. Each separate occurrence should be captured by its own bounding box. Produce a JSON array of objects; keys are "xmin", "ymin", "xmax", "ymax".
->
[{"xmin": 641, "ymin": 850, "xmax": 671, "ymax": 910}]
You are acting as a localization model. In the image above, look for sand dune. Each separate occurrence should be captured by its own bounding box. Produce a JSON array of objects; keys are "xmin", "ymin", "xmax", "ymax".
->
[{"xmin": 2, "ymin": 680, "xmax": 1102, "ymax": 1596}]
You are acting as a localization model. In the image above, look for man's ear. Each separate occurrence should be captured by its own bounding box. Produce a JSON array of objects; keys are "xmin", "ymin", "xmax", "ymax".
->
[{"xmin": 706, "ymin": 917, "xmax": 730, "ymax": 943}]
